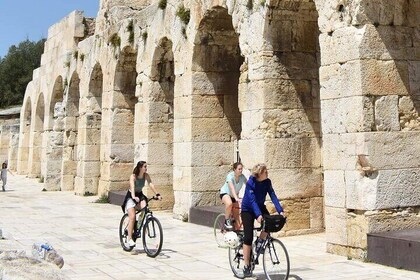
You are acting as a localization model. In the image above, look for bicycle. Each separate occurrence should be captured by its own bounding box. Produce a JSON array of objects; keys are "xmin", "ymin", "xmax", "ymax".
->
[
  {"xmin": 228, "ymin": 215, "xmax": 290, "ymax": 279},
  {"xmin": 214, "ymin": 203, "xmax": 242, "ymax": 248},
  {"xmin": 119, "ymin": 196, "xmax": 163, "ymax": 258}
]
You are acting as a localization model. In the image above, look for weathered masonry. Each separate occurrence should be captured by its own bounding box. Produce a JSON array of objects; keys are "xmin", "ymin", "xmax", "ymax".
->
[{"xmin": 16, "ymin": 0, "xmax": 420, "ymax": 259}]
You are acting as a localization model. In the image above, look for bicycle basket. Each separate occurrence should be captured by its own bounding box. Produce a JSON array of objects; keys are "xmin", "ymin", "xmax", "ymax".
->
[{"xmin": 263, "ymin": 215, "xmax": 286, "ymax": 232}]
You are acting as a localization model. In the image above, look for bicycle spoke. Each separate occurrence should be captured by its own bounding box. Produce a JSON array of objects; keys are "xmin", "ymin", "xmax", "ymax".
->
[
  {"xmin": 214, "ymin": 213, "xmax": 228, "ymax": 248},
  {"xmin": 263, "ymin": 239, "xmax": 290, "ymax": 280},
  {"xmin": 142, "ymin": 216, "xmax": 163, "ymax": 258}
]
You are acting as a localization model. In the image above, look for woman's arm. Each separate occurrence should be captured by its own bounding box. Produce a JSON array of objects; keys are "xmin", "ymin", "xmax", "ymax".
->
[
  {"xmin": 267, "ymin": 181, "xmax": 284, "ymax": 214},
  {"xmin": 146, "ymin": 174, "xmax": 161, "ymax": 198},
  {"xmin": 129, "ymin": 174, "xmax": 139, "ymax": 202},
  {"xmin": 228, "ymin": 180, "xmax": 240, "ymax": 201}
]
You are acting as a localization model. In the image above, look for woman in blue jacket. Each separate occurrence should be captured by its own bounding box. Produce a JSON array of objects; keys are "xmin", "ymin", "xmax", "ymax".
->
[{"xmin": 241, "ymin": 163, "xmax": 284, "ymax": 277}]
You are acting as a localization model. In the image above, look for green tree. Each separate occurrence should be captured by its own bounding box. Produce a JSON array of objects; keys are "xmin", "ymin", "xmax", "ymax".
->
[{"xmin": 0, "ymin": 38, "xmax": 45, "ymax": 108}]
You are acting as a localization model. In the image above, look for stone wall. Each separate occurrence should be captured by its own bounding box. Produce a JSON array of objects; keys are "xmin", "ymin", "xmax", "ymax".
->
[{"xmin": 16, "ymin": 0, "xmax": 420, "ymax": 258}]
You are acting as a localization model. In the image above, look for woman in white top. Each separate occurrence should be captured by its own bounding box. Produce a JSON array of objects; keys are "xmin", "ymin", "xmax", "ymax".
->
[{"xmin": 219, "ymin": 162, "xmax": 247, "ymax": 230}]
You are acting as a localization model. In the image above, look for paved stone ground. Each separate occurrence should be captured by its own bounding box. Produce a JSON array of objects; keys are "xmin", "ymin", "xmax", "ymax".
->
[{"xmin": 1, "ymin": 175, "xmax": 419, "ymax": 280}]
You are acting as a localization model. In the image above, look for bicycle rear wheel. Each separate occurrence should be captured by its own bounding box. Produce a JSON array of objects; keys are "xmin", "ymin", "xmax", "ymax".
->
[
  {"xmin": 228, "ymin": 245, "xmax": 246, "ymax": 279},
  {"xmin": 142, "ymin": 216, "xmax": 163, "ymax": 258},
  {"xmin": 119, "ymin": 213, "xmax": 135, "ymax": 252},
  {"xmin": 214, "ymin": 213, "xmax": 228, "ymax": 248},
  {"xmin": 262, "ymin": 238, "xmax": 290, "ymax": 280}
]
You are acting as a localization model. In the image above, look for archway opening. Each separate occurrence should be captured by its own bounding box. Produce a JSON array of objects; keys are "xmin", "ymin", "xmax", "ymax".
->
[{"xmin": 190, "ymin": 6, "xmax": 243, "ymax": 204}]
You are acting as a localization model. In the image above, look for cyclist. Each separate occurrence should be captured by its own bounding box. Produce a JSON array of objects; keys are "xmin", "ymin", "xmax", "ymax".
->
[
  {"xmin": 121, "ymin": 161, "xmax": 161, "ymax": 247},
  {"xmin": 240, "ymin": 163, "xmax": 284, "ymax": 277},
  {"xmin": 219, "ymin": 162, "xmax": 247, "ymax": 230}
]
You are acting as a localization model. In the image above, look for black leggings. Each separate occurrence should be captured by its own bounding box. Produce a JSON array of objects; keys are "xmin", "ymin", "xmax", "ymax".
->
[{"xmin": 241, "ymin": 207, "xmax": 269, "ymax": 245}]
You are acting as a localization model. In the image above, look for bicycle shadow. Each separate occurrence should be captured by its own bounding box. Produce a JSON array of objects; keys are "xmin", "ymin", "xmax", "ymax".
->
[
  {"xmin": 255, "ymin": 272, "xmax": 302, "ymax": 280},
  {"xmin": 130, "ymin": 248, "xmax": 177, "ymax": 259}
]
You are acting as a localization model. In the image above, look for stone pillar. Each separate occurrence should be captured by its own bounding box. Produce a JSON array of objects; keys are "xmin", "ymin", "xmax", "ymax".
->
[
  {"xmin": 60, "ymin": 116, "xmax": 78, "ymax": 191},
  {"xmin": 237, "ymin": 1, "xmax": 323, "ymax": 235},
  {"xmin": 74, "ymin": 113, "xmax": 102, "ymax": 195},
  {"xmin": 7, "ymin": 125, "xmax": 20, "ymax": 171},
  {"xmin": 317, "ymin": 0, "xmax": 420, "ymax": 258}
]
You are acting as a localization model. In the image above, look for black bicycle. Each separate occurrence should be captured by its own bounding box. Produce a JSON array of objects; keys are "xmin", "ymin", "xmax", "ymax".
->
[
  {"xmin": 119, "ymin": 196, "xmax": 163, "ymax": 257},
  {"xmin": 228, "ymin": 215, "xmax": 290, "ymax": 279}
]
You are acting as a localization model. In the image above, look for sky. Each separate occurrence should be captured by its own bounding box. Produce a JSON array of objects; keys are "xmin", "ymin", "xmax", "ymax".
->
[{"xmin": 0, "ymin": 0, "xmax": 100, "ymax": 58}]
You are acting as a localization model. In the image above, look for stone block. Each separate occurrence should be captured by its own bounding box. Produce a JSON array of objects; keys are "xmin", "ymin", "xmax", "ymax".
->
[
  {"xmin": 190, "ymin": 165, "xmax": 231, "ymax": 193},
  {"xmin": 191, "ymin": 118, "xmax": 237, "ymax": 142},
  {"xmin": 61, "ymin": 160, "xmax": 77, "ymax": 174},
  {"xmin": 375, "ymin": 168, "xmax": 420, "ymax": 209},
  {"xmin": 77, "ymin": 161, "xmax": 100, "ymax": 177},
  {"xmin": 345, "ymin": 170, "xmax": 379, "ymax": 210},
  {"xmin": 74, "ymin": 176, "xmax": 99, "ymax": 195},
  {"xmin": 143, "ymin": 143, "xmax": 173, "ymax": 165},
  {"xmin": 361, "ymin": 60, "xmax": 409, "ymax": 96},
  {"xmin": 145, "ymin": 165, "xmax": 172, "ymax": 186},
  {"xmin": 321, "ymin": 96, "xmax": 374, "ymax": 134},
  {"xmin": 60, "ymin": 174, "xmax": 75, "ymax": 191},
  {"xmin": 265, "ymin": 138, "xmax": 302, "ymax": 168},
  {"xmin": 173, "ymin": 166, "xmax": 192, "ymax": 192},
  {"xmin": 310, "ymin": 197, "xmax": 324, "ymax": 230},
  {"xmin": 191, "ymin": 95, "xmax": 224, "ymax": 118},
  {"xmin": 148, "ymin": 102, "xmax": 172, "ymax": 123},
  {"xmin": 173, "ymin": 142, "xmax": 192, "ymax": 166},
  {"xmin": 77, "ymin": 145, "xmax": 100, "ymax": 161},
  {"xmin": 322, "ymin": 133, "xmax": 365, "ymax": 170},
  {"xmin": 172, "ymin": 190, "xmax": 191, "ymax": 221},
  {"xmin": 238, "ymin": 139, "xmax": 266, "ymax": 168},
  {"xmin": 268, "ymin": 168, "xmax": 323, "ymax": 200},
  {"xmin": 374, "ymin": 95, "xmax": 400, "ymax": 131},
  {"xmin": 324, "ymin": 170, "xmax": 346, "ymax": 208},
  {"xmin": 191, "ymin": 141, "xmax": 233, "ymax": 167},
  {"xmin": 248, "ymin": 52, "xmax": 318, "ymax": 81},
  {"xmin": 319, "ymin": 61, "xmax": 363, "ymax": 100},
  {"xmin": 291, "ymin": 19, "xmax": 319, "ymax": 53},
  {"xmin": 108, "ymin": 143, "xmax": 135, "ymax": 162},
  {"xmin": 111, "ymin": 108, "xmax": 134, "ymax": 125},
  {"xmin": 77, "ymin": 128, "xmax": 101, "ymax": 145},
  {"xmin": 281, "ymin": 198, "xmax": 310, "ymax": 231},
  {"xmin": 45, "ymin": 174, "xmax": 61, "ymax": 191},
  {"xmin": 100, "ymin": 162, "xmax": 132, "ymax": 181},
  {"xmin": 174, "ymin": 96, "xmax": 192, "ymax": 119},
  {"xmin": 110, "ymin": 125, "xmax": 134, "ymax": 144},
  {"xmin": 173, "ymin": 119, "xmax": 192, "ymax": 142},
  {"xmin": 363, "ymin": 131, "xmax": 420, "ymax": 169},
  {"xmin": 325, "ymin": 206, "xmax": 348, "ymax": 246}
]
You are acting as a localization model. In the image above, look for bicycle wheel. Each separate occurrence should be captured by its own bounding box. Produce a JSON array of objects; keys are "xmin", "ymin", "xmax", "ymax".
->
[
  {"xmin": 119, "ymin": 213, "xmax": 135, "ymax": 252},
  {"xmin": 228, "ymin": 244, "xmax": 245, "ymax": 279},
  {"xmin": 214, "ymin": 213, "xmax": 228, "ymax": 248},
  {"xmin": 142, "ymin": 216, "xmax": 163, "ymax": 258},
  {"xmin": 263, "ymin": 238, "xmax": 290, "ymax": 280}
]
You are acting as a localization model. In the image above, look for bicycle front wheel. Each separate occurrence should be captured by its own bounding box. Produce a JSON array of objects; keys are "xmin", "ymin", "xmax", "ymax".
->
[
  {"xmin": 119, "ymin": 213, "xmax": 135, "ymax": 252},
  {"xmin": 214, "ymin": 213, "xmax": 228, "ymax": 248},
  {"xmin": 142, "ymin": 216, "xmax": 163, "ymax": 257},
  {"xmin": 228, "ymin": 245, "xmax": 245, "ymax": 279},
  {"xmin": 263, "ymin": 238, "xmax": 290, "ymax": 280}
]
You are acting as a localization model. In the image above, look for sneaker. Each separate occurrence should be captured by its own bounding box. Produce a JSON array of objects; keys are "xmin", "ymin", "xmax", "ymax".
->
[
  {"xmin": 127, "ymin": 239, "xmax": 136, "ymax": 247},
  {"xmin": 243, "ymin": 265, "xmax": 252, "ymax": 278},
  {"xmin": 224, "ymin": 218, "xmax": 233, "ymax": 230}
]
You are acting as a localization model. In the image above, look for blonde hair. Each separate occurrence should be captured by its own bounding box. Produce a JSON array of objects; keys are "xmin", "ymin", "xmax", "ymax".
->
[{"xmin": 251, "ymin": 163, "xmax": 267, "ymax": 178}]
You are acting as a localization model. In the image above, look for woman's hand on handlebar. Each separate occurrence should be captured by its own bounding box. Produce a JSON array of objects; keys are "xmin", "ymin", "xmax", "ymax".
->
[
  {"xmin": 133, "ymin": 197, "xmax": 140, "ymax": 203},
  {"xmin": 257, "ymin": 215, "xmax": 263, "ymax": 224},
  {"xmin": 155, "ymin": 193, "xmax": 162, "ymax": 200}
]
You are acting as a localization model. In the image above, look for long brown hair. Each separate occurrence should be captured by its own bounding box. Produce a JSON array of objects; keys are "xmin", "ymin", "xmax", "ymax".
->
[{"xmin": 133, "ymin": 161, "xmax": 146, "ymax": 176}]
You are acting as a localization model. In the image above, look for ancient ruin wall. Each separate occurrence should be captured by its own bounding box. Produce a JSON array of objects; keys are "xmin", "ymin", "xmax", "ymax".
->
[{"xmin": 17, "ymin": 0, "xmax": 420, "ymax": 258}]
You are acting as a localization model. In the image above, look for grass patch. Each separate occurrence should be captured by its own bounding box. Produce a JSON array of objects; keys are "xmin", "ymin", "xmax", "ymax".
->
[
  {"xmin": 176, "ymin": 5, "xmax": 190, "ymax": 25},
  {"xmin": 95, "ymin": 194, "xmax": 109, "ymax": 204},
  {"xmin": 127, "ymin": 20, "xmax": 135, "ymax": 45},
  {"xmin": 158, "ymin": 0, "xmax": 167, "ymax": 9},
  {"xmin": 80, "ymin": 53, "xmax": 85, "ymax": 62},
  {"xmin": 73, "ymin": 50, "xmax": 78, "ymax": 60},
  {"xmin": 38, "ymin": 176, "xmax": 44, "ymax": 183},
  {"xmin": 109, "ymin": 33, "xmax": 121, "ymax": 49},
  {"xmin": 83, "ymin": 191, "xmax": 95, "ymax": 196}
]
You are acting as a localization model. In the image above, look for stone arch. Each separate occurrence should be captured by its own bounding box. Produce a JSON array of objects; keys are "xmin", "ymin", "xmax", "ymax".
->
[
  {"xmin": 74, "ymin": 63, "xmax": 103, "ymax": 195},
  {"xmin": 61, "ymin": 71, "xmax": 80, "ymax": 191},
  {"xmin": 98, "ymin": 46, "xmax": 137, "ymax": 195},
  {"xmin": 250, "ymin": 1, "xmax": 323, "ymax": 234},
  {"xmin": 177, "ymin": 6, "xmax": 243, "ymax": 213},
  {"xmin": 43, "ymin": 76, "xmax": 66, "ymax": 190},
  {"xmin": 146, "ymin": 37, "xmax": 175, "ymax": 209},
  {"xmin": 29, "ymin": 92, "xmax": 45, "ymax": 177},
  {"xmin": 17, "ymin": 96, "xmax": 32, "ymax": 174}
]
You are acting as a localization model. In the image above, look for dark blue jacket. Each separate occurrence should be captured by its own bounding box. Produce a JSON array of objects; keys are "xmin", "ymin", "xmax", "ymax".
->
[{"xmin": 241, "ymin": 176, "xmax": 283, "ymax": 218}]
